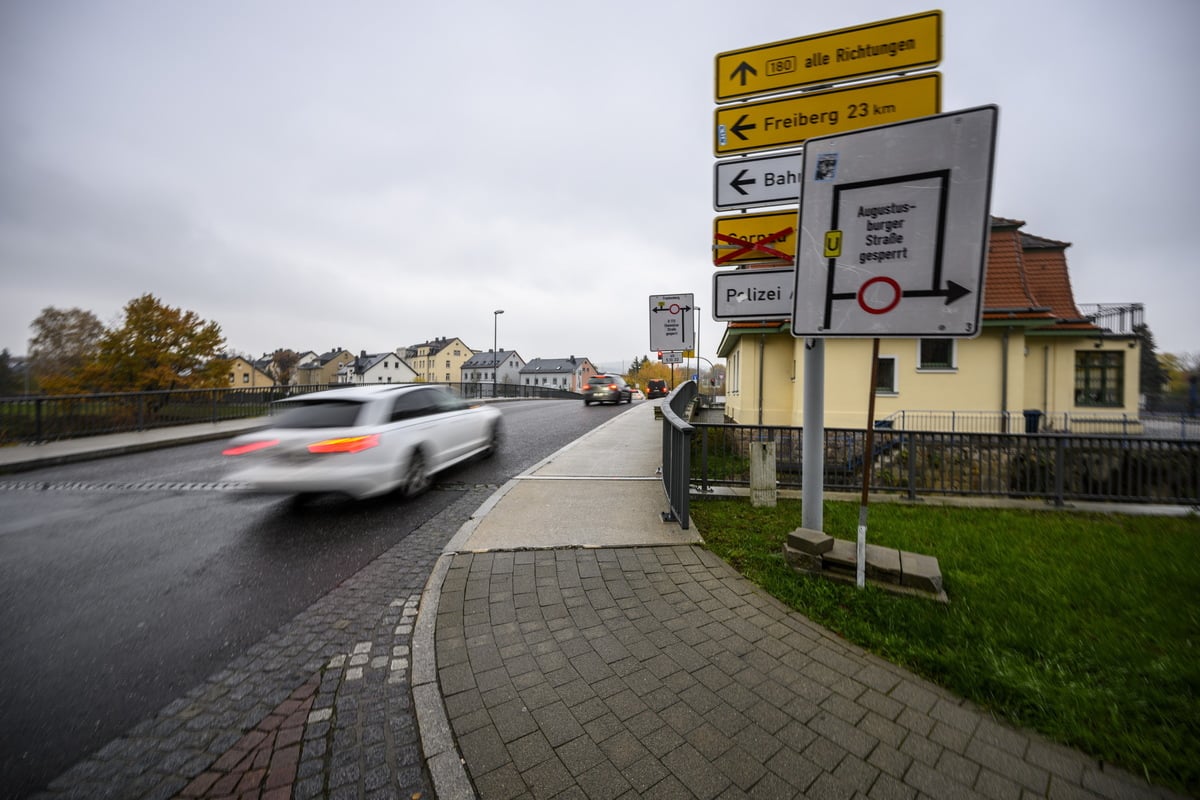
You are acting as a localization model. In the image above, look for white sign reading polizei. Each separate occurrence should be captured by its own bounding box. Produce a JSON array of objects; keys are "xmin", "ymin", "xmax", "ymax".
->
[
  {"xmin": 712, "ymin": 267, "xmax": 794, "ymax": 320},
  {"xmin": 649, "ymin": 293, "xmax": 695, "ymax": 352},
  {"xmin": 791, "ymin": 106, "xmax": 998, "ymax": 338}
]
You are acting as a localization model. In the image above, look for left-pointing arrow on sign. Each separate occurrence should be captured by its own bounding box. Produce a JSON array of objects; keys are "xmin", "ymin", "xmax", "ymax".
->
[{"xmin": 730, "ymin": 169, "xmax": 756, "ymax": 196}]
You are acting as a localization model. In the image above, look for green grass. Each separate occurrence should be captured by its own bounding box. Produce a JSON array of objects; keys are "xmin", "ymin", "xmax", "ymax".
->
[{"xmin": 689, "ymin": 497, "xmax": 1200, "ymax": 796}]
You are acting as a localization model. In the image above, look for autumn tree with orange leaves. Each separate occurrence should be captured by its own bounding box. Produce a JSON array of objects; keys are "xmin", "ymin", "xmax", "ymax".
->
[{"xmin": 72, "ymin": 294, "xmax": 229, "ymax": 392}]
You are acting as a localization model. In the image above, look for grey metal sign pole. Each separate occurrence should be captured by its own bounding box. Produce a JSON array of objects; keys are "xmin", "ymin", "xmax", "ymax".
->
[{"xmin": 802, "ymin": 339, "xmax": 824, "ymax": 533}]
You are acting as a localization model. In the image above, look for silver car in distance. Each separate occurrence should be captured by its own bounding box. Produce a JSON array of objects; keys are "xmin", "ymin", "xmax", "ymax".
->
[{"xmin": 223, "ymin": 384, "xmax": 501, "ymax": 499}]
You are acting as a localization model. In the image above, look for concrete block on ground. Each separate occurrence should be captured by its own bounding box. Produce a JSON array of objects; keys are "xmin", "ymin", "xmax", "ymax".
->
[
  {"xmin": 865, "ymin": 544, "xmax": 902, "ymax": 583},
  {"xmin": 782, "ymin": 545, "xmax": 823, "ymax": 574},
  {"xmin": 901, "ymin": 551, "xmax": 944, "ymax": 595},
  {"xmin": 787, "ymin": 528, "xmax": 834, "ymax": 555},
  {"xmin": 824, "ymin": 539, "xmax": 858, "ymax": 576}
]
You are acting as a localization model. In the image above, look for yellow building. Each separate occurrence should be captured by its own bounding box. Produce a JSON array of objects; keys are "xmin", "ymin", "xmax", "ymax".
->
[
  {"xmin": 719, "ymin": 218, "xmax": 1142, "ymax": 433},
  {"xmin": 227, "ymin": 356, "xmax": 274, "ymax": 388},
  {"xmin": 402, "ymin": 337, "xmax": 475, "ymax": 384},
  {"xmin": 294, "ymin": 348, "xmax": 354, "ymax": 387}
]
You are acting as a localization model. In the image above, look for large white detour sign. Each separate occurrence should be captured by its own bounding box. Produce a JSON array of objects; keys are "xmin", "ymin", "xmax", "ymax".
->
[{"xmin": 791, "ymin": 106, "xmax": 997, "ymax": 338}]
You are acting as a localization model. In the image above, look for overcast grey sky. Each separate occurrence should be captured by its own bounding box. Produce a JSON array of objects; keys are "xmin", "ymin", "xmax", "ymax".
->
[{"xmin": 2, "ymin": 0, "xmax": 1197, "ymax": 372}]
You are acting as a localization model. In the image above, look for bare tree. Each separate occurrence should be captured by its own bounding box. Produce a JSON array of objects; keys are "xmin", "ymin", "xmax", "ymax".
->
[
  {"xmin": 27, "ymin": 306, "xmax": 106, "ymax": 393},
  {"xmin": 270, "ymin": 348, "xmax": 300, "ymax": 385}
]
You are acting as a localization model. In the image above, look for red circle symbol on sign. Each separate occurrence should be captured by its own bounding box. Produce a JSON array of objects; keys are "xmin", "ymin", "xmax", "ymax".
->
[
  {"xmin": 669, "ymin": 304, "xmax": 681, "ymax": 314},
  {"xmin": 857, "ymin": 276, "xmax": 902, "ymax": 315}
]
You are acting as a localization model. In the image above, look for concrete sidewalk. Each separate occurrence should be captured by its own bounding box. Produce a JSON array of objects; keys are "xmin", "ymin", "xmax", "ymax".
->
[
  {"xmin": 415, "ymin": 403, "xmax": 1181, "ymax": 800},
  {"xmin": 7, "ymin": 403, "xmax": 1185, "ymax": 799}
]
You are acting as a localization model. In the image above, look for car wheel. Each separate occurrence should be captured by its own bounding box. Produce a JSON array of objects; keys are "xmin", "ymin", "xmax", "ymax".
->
[
  {"xmin": 404, "ymin": 449, "xmax": 431, "ymax": 498},
  {"xmin": 483, "ymin": 420, "xmax": 501, "ymax": 458},
  {"xmin": 583, "ymin": 398, "xmax": 591, "ymax": 406}
]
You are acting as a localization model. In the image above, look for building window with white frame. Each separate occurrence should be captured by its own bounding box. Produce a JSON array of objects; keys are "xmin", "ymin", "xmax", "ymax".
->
[{"xmin": 875, "ymin": 355, "xmax": 898, "ymax": 394}]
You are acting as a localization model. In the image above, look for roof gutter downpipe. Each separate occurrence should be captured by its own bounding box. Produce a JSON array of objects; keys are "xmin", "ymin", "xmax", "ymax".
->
[
  {"xmin": 1001, "ymin": 327, "xmax": 1011, "ymax": 433},
  {"xmin": 757, "ymin": 335, "xmax": 765, "ymax": 427}
]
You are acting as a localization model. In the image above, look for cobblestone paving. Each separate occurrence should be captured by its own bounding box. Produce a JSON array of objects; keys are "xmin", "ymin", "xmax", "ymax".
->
[
  {"xmin": 434, "ymin": 545, "xmax": 1181, "ymax": 800},
  {"xmin": 32, "ymin": 485, "xmax": 496, "ymax": 800}
]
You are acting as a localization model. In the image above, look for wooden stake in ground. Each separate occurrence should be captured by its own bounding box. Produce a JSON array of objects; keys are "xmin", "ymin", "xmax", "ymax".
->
[{"xmin": 858, "ymin": 338, "xmax": 881, "ymax": 588}]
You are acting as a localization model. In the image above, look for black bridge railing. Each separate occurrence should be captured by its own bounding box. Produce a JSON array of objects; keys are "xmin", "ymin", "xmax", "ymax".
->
[
  {"xmin": 0, "ymin": 383, "xmax": 580, "ymax": 445},
  {"xmin": 692, "ymin": 422, "xmax": 1200, "ymax": 506}
]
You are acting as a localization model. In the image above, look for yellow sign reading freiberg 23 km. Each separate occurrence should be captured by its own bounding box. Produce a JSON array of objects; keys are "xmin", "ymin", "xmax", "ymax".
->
[
  {"xmin": 714, "ymin": 73, "xmax": 940, "ymax": 157},
  {"xmin": 715, "ymin": 10, "xmax": 942, "ymax": 103}
]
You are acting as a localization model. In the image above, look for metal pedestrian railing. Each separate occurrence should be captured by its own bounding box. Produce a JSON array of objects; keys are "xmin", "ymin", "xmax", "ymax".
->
[
  {"xmin": 659, "ymin": 381, "xmax": 698, "ymax": 528},
  {"xmin": 692, "ymin": 421, "xmax": 1200, "ymax": 506},
  {"xmin": 0, "ymin": 382, "xmax": 580, "ymax": 445}
]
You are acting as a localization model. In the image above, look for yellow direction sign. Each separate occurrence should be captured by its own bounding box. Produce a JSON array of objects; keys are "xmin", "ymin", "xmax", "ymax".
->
[
  {"xmin": 715, "ymin": 11, "xmax": 942, "ymax": 103},
  {"xmin": 714, "ymin": 73, "xmax": 940, "ymax": 157},
  {"xmin": 713, "ymin": 210, "xmax": 798, "ymax": 266}
]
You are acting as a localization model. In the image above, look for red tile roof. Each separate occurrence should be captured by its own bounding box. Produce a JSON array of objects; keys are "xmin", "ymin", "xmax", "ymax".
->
[{"xmin": 983, "ymin": 217, "xmax": 1098, "ymax": 332}]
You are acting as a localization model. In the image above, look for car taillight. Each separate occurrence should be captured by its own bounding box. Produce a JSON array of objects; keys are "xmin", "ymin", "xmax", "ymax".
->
[
  {"xmin": 608, "ymin": 384, "xmax": 618, "ymax": 390},
  {"xmin": 223, "ymin": 439, "xmax": 280, "ymax": 456},
  {"xmin": 307, "ymin": 434, "xmax": 381, "ymax": 454}
]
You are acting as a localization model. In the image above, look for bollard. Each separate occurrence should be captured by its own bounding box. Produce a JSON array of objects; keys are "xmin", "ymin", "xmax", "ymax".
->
[{"xmin": 750, "ymin": 440, "xmax": 777, "ymax": 508}]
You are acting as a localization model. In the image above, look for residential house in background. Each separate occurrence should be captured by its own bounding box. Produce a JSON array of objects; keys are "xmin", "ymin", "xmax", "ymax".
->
[
  {"xmin": 295, "ymin": 348, "xmax": 354, "ymax": 387},
  {"xmin": 718, "ymin": 217, "xmax": 1143, "ymax": 432},
  {"xmin": 520, "ymin": 356, "xmax": 597, "ymax": 392},
  {"xmin": 335, "ymin": 351, "xmax": 417, "ymax": 384},
  {"xmin": 461, "ymin": 350, "xmax": 526, "ymax": 387},
  {"xmin": 227, "ymin": 356, "xmax": 274, "ymax": 388},
  {"xmin": 289, "ymin": 351, "xmax": 319, "ymax": 385},
  {"xmin": 403, "ymin": 337, "xmax": 474, "ymax": 384}
]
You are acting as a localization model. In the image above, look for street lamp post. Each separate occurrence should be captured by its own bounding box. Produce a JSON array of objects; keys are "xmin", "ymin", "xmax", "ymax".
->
[{"xmin": 493, "ymin": 309, "xmax": 504, "ymax": 396}]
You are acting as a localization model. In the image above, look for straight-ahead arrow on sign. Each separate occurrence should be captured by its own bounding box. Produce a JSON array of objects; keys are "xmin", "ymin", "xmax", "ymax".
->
[{"xmin": 715, "ymin": 11, "xmax": 942, "ymax": 103}]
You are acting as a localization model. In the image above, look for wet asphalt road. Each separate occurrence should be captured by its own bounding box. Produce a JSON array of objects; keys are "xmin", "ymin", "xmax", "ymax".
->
[{"xmin": 0, "ymin": 398, "xmax": 635, "ymax": 798}]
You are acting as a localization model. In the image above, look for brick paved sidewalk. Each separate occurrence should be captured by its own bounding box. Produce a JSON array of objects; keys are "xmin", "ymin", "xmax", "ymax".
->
[{"xmin": 429, "ymin": 545, "xmax": 1180, "ymax": 800}]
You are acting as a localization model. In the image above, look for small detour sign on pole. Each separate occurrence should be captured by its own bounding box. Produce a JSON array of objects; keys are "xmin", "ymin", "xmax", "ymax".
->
[{"xmin": 649, "ymin": 293, "xmax": 696, "ymax": 353}]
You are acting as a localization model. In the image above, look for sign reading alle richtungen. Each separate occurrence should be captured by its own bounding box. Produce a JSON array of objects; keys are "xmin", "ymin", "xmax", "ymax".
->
[{"xmin": 715, "ymin": 10, "xmax": 942, "ymax": 103}]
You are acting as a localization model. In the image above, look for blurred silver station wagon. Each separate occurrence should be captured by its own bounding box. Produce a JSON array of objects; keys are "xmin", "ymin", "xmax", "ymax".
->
[{"xmin": 223, "ymin": 384, "xmax": 501, "ymax": 499}]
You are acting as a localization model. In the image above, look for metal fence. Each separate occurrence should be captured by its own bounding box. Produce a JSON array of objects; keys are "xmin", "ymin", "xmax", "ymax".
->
[
  {"xmin": 0, "ymin": 383, "xmax": 580, "ymax": 445},
  {"xmin": 877, "ymin": 409, "xmax": 1199, "ymax": 437},
  {"xmin": 693, "ymin": 422, "xmax": 1200, "ymax": 506}
]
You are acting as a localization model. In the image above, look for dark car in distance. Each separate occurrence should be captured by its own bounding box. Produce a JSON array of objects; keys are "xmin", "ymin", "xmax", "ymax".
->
[
  {"xmin": 583, "ymin": 374, "xmax": 632, "ymax": 405},
  {"xmin": 645, "ymin": 379, "xmax": 668, "ymax": 399}
]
